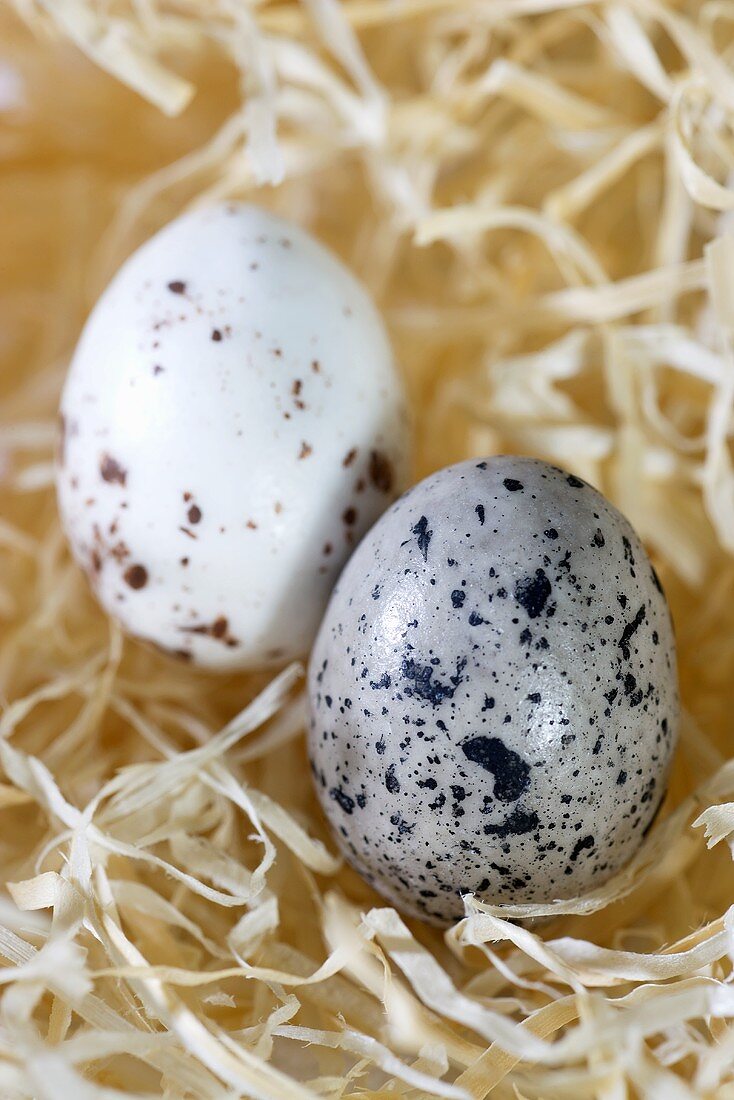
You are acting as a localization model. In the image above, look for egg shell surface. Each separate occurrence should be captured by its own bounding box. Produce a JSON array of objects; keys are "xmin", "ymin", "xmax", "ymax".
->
[
  {"xmin": 57, "ymin": 203, "xmax": 409, "ymax": 669},
  {"xmin": 308, "ymin": 457, "xmax": 679, "ymax": 924}
]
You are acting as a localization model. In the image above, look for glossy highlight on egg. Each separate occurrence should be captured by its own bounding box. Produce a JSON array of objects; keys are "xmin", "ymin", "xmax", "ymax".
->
[
  {"xmin": 56, "ymin": 203, "xmax": 409, "ymax": 669},
  {"xmin": 308, "ymin": 456, "xmax": 679, "ymax": 924}
]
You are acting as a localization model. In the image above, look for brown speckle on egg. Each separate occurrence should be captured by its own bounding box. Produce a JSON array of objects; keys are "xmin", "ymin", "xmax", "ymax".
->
[
  {"xmin": 100, "ymin": 453, "xmax": 127, "ymax": 486},
  {"xmin": 58, "ymin": 414, "xmax": 67, "ymax": 465},
  {"xmin": 124, "ymin": 563, "xmax": 148, "ymax": 590},
  {"xmin": 369, "ymin": 450, "xmax": 394, "ymax": 494},
  {"xmin": 180, "ymin": 615, "xmax": 239, "ymax": 648}
]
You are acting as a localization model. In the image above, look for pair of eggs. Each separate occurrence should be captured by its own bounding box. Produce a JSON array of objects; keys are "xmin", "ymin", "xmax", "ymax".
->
[{"xmin": 57, "ymin": 204, "xmax": 679, "ymax": 924}]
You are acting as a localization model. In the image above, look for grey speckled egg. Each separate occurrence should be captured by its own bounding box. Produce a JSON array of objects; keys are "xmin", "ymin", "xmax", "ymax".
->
[{"xmin": 307, "ymin": 457, "xmax": 679, "ymax": 924}]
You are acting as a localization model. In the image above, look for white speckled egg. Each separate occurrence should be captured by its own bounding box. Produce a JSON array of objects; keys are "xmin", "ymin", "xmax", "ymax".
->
[
  {"xmin": 57, "ymin": 203, "xmax": 409, "ymax": 669},
  {"xmin": 308, "ymin": 457, "xmax": 679, "ymax": 924}
]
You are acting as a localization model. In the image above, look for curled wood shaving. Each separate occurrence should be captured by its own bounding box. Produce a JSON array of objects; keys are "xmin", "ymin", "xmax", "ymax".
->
[{"xmin": 3, "ymin": 0, "xmax": 734, "ymax": 1095}]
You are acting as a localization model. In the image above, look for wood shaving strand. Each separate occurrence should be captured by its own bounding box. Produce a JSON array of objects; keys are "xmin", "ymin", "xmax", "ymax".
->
[{"xmin": 3, "ymin": 0, "xmax": 734, "ymax": 1095}]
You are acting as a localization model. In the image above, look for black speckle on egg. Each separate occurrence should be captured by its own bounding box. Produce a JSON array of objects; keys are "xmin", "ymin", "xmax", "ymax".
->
[
  {"xmin": 385, "ymin": 764, "xmax": 400, "ymax": 794},
  {"xmin": 514, "ymin": 569, "xmax": 552, "ymax": 619},
  {"xmin": 460, "ymin": 736, "xmax": 531, "ymax": 802},
  {"xmin": 329, "ymin": 787, "xmax": 355, "ymax": 815},
  {"xmin": 483, "ymin": 807, "xmax": 540, "ymax": 838},
  {"xmin": 308, "ymin": 456, "xmax": 679, "ymax": 924},
  {"xmin": 619, "ymin": 605, "xmax": 646, "ymax": 660},
  {"xmin": 411, "ymin": 516, "xmax": 432, "ymax": 561}
]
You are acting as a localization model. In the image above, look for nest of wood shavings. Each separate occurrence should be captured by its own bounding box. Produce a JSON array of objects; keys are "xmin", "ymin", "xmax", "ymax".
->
[{"xmin": 3, "ymin": 0, "xmax": 734, "ymax": 1095}]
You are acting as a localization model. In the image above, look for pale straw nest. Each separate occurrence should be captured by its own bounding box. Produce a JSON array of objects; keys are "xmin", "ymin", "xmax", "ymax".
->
[{"xmin": 1, "ymin": 0, "xmax": 734, "ymax": 1096}]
